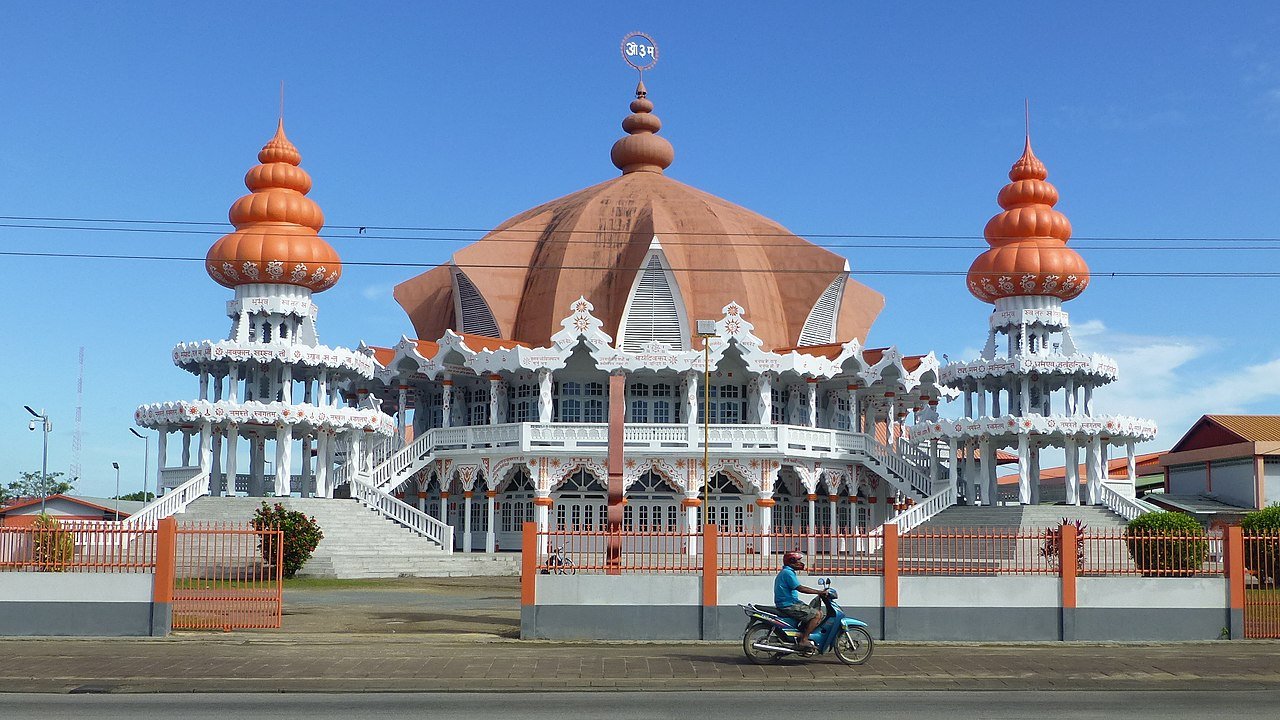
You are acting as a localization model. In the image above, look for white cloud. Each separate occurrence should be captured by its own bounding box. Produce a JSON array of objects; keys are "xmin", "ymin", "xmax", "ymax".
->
[
  {"xmin": 1080, "ymin": 320, "xmax": 1280, "ymax": 449},
  {"xmin": 361, "ymin": 284, "xmax": 390, "ymax": 301}
]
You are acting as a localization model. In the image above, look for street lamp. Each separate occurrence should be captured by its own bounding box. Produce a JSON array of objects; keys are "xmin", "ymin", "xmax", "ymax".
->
[
  {"xmin": 129, "ymin": 428, "xmax": 150, "ymax": 503},
  {"xmin": 23, "ymin": 406, "xmax": 51, "ymax": 515},
  {"xmin": 111, "ymin": 462, "xmax": 121, "ymax": 521},
  {"xmin": 695, "ymin": 320, "xmax": 718, "ymax": 527}
]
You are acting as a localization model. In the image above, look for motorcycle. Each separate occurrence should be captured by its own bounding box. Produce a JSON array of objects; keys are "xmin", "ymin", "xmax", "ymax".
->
[{"xmin": 740, "ymin": 577, "xmax": 874, "ymax": 666}]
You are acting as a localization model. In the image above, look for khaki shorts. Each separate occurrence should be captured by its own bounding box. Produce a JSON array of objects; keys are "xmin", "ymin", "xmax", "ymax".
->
[{"xmin": 778, "ymin": 602, "xmax": 820, "ymax": 624}]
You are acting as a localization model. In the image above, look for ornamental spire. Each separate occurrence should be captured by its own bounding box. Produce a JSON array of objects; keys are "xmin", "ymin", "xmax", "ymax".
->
[
  {"xmin": 205, "ymin": 120, "xmax": 342, "ymax": 293},
  {"xmin": 610, "ymin": 81, "xmax": 675, "ymax": 174},
  {"xmin": 966, "ymin": 129, "xmax": 1090, "ymax": 304}
]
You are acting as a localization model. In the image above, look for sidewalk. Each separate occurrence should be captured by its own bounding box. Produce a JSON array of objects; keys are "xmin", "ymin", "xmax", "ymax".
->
[{"xmin": 1, "ymin": 635, "xmax": 1278, "ymax": 693}]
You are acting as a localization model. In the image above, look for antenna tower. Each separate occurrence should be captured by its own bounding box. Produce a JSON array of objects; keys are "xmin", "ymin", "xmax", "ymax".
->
[{"xmin": 71, "ymin": 346, "xmax": 84, "ymax": 481}]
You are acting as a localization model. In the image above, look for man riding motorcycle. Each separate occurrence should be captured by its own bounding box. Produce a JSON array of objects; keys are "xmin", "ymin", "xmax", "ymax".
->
[{"xmin": 774, "ymin": 551, "xmax": 828, "ymax": 652}]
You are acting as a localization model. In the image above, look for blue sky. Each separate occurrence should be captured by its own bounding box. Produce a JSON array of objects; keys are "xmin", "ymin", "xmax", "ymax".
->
[{"xmin": 2, "ymin": 2, "xmax": 1280, "ymax": 497}]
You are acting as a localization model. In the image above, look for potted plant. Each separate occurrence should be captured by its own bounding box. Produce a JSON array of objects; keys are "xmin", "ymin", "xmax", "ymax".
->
[{"xmin": 1040, "ymin": 518, "xmax": 1086, "ymax": 572}]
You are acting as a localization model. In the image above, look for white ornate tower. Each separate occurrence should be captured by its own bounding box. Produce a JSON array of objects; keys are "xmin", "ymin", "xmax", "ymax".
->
[
  {"xmin": 136, "ymin": 121, "xmax": 394, "ymax": 499},
  {"xmin": 921, "ymin": 135, "xmax": 1155, "ymax": 507}
]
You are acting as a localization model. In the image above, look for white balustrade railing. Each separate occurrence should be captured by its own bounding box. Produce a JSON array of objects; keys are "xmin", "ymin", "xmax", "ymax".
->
[
  {"xmin": 372, "ymin": 429, "xmax": 438, "ymax": 492},
  {"xmin": 121, "ymin": 470, "xmax": 211, "ymax": 528},
  {"xmin": 1098, "ymin": 482, "xmax": 1155, "ymax": 522},
  {"xmin": 349, "ymin": 474, "xmax": 453, "ymax": 552},
  {"xmin": 888, "ymin": 485, "xmax": 957, "ymax": 535},
  {"xmin": 159, "ymin": 466, "xmax": 202, "ymax": 491}
]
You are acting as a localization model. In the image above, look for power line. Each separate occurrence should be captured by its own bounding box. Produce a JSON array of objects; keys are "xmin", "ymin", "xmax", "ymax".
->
[
  {"xmin": 1, "ymin": 249, "xmax": 1277, "ymax": 278},
  {"xmin": 1, "ymin": 221, "xmax": 1280, "ymax": 253},
  {"xmin": 1, "ymin": 214, "xmax": 1279, "ymax": 246}
]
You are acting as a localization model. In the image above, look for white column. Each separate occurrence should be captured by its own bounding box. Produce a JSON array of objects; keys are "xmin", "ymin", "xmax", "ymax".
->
[
  {"xmin": 199, "ymin": 369, "xmax": 209, "ymax": 401},
  {"xmin": 181, "ymin": 431, "xmax": 192, "ymax": 467},
  {"xmin": 991, "ymin": 385, "xmax": 1002, "ymax": 416},
  {"xmin": 397, "ymin": 384, "xmax": 409, "ymax": 437},
  {"xmin": 828, "ymin": 497, "xmax": 838, "ymax": 555},
  {"xmin": 986, "ymin": 438, "xmax": 1000, "ymax": 506},
  {"xmin": 685, "ymin": 498, "xmax": 700, "ymax": 556},
  {"xmin": 198, "ymin": 422, "xmax": 213, "ymax": 474},
  {"xmin": 977, "ymin": 439, "xmax": 991, "ymax": 506},
  {"xmin": 963, "ymin": 388, "xmax": 973, "ymax": 418},
  {"xmin": 314, "ymin": 431, "xmax": 329, "ymax": 498},
  {"xmin": 534, "ymin": 497, "xmax": 550, "ymax": 555},
  {"xmin": 806, "ymin": 382, "xmax": 818, "ymax": 428},
  {"xmin": 1020, "ymin": 377, "xmax": 1031, "ymax": 416},
  {"xmin": 275, "ymin": 424, "xmax": 293, "ymax": 497},
  {"xmin": 1029, "ymin": 443, "xmax": 1041, "ymax": 505},
  {"xmin": 757, "ymin": 498, "xmax": 773, "ymax": 557},
  {"xmin": 1065, "ymin": 378, "xmax": 1076, "ymax": 415},
  {"xmin": 1017, "ymin": 435, "xmax": 1031, "ymax": 505},
  {"xmin": 248, "ymin": 436, "xmax": 263, "ymax": 496},
  {"xmin": 537, "ymin": 370, "xmax": 553, "ymax": 424},
  {"xmin": 485, "ymin": 492, "xmax": 497, "ymax": 553},
  {"xmin": 490, "ymin": 376, "xmax": 506, "ymax": 425},
  {"xmin": 318, "ymin": 371, "xmax": 329, "ymax": 407},
  {"xmin": 684, "ymin": 370, "xmax": 699, "ymax": 433},
  {"xmin": 1064, "ymin": 438, "xmax": 1080, "ymax": 505},
  {"xmin": 1084, "ymin": 385, "xmax": 1094, "ymax": 416},
  {"xmin": 1086, "ymin": 437, "xmax": 1102, "ymax": 505},
  {"xmin": 224, "ymin": 426, "xmax": 239, "ymax": 497},
  {"xmin": 463, "ymin": 492, "xmax": 473, "ymax": 553},
  {"xmin": 229, "ymin": 364, "xmax": 241, "ymax": 403},
  {"xmin": 300, "ymin": 435, "xmax": 313, "ymax": 498},
  {"xmin": 806, "ymin": 494, "xmax": 817, "ymax": 557},
  {"xmin": 282, "ymin": 365, "xmax": 293, "ymax": 404},
  {"xmin": 758, "ymin": 374, "xmax": 773, "ymax": 426},
  {"xmin": 963, "ymin": 438, "xmax": 978, "ymax": 505},
  {"xmin": 929, "ymin": 441, "xmax": 941, "ymax": 490},
  {"xmin": 440, "ymin": 380, "xmax": 453, "ymax": 429},
  {"xmin": 976, "ymin": 386, "xmax": 987, "ymax": 417},
  {"xmin": 209, "ymin": 430, "xmax": 223, "ymax": 495},
  {"xmin": 850, "ymin": 387, "xmax": 861, "ymax": 433},
  {"xmin": 947, "ymin": 437, "xmax": 959, "ymax": 494}
]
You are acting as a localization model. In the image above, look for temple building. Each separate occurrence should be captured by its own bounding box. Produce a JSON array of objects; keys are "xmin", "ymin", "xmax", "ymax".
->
[
  {"xmin": 131, "ymin": 78, "xmax": 1155, "ymax": 555},
  {"xmin": 134, "ymin": 122, "xmax": 396, "ymax": 516},
  {"xmin": 919, "ymin": 136, "xmax": 1156, "ymax": 509}
]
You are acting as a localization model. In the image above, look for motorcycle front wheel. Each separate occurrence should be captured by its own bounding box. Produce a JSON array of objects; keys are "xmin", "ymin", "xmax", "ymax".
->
[
  {"xmin": 742, "ymin": 623, "xmax": 785, "ymax": 665},
  {"xmin": 833, "ymin": 626, "xmax": 874, "ymax": 666}
]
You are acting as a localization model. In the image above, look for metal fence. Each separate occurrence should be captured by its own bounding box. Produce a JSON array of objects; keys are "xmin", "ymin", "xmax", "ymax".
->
[
  {"xmin": 0, "ymin": 522, "xmax": 156, "ymax": 572},
  {"xmin": 533, "ymin": 526, "xmax": 1229, "ymax": 578},
  {"xmin": 1243, "ymin": 530, "xmax": 1280, "ymax": 639},
  {"xmin": 172, "ymin": 522, "xmax": 283, "ymax": 631}
]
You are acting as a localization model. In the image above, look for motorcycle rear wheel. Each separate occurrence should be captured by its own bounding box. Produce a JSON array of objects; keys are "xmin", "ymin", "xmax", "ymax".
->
[
  {"xmin": 833, "ymin": 627, "xmax": 874, "ymax": 666},
  {"xmin": 742, "ymin": 623, "xmax": 785, "ymax": 665}
]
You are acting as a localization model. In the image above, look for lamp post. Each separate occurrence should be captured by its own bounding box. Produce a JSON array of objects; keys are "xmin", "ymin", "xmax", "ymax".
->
[
  {"xmin": 129, "ymin": 428, "xmax": 149, "ymax": 503},
  {"xmin": 23, "ymin": 406, "xmax": 51, "ymax": 515},
  {"xmin": 695, "ymin": 321, "xmax": 718, "ymax": 527},
  {"xmin": 111, "ymin": 462, "xmax": 120, "ymax": 521}
]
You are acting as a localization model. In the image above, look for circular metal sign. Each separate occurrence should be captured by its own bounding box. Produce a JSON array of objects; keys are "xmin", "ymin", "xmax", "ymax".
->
[{"xmin": 621, "ymin": 32, "xmax": 659, "ymax": 72}]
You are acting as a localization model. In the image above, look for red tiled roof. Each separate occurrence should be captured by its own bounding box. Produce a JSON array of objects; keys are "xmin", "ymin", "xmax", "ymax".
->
[{"xmin": 1204, "ymin": 415, "xmax": 1280, "ymax": 442}]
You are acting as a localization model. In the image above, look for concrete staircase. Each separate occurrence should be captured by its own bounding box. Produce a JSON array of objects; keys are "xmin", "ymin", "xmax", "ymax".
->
[
  {"xmin": 913, "ymin": 504, "xmax": 1130, "ymax": 531},
  {"xmin": 178, "ymin": 497, "xmax": 520, "ymax": 579}
]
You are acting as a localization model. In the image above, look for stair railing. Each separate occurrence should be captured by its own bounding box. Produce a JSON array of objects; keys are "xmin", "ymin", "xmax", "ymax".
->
[
  {"xmin": 372, "ymin": 429, "xmax": 437, "ymax": 492},
  {"xmin": 1098, "ymin": 482, "xmax": 1156, "ymax": 522},
  {"xmin": 120, "ymin": 470, "xmax": 211, "ymax": 528},
  {"xmin": 349, "ymin": 473, "xmax": 453, "ymax": 552}
]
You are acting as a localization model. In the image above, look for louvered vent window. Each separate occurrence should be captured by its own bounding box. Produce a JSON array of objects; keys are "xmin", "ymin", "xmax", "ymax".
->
[
  {"xmin": 454, "ymin": 269, "xmax": 501, "ymax": 338},
  {"xmin": 621, "ymin": 253, "xmax": 687, "ymax": 352},
  {"xmin": 798, "ymin": 275, "xmax": 845, "ymax": 346}
]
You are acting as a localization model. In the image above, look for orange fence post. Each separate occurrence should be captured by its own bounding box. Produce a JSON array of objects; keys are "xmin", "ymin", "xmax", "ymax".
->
[
  {"xmin": 702, "ymin": 524, "xmax": 718, "ymax": 607},
  {"xmin": 882, "ymin": 523, "xmax": 898, "ymax": 640},
  {"xmin": 1225, "ymin": 525, "xmax": 1244, "ymax": 639},
  {"xmin": 521, "ymin": 521, "xmax": 537, "ymax": 606},
  {"xmin": 1060, "ymin": 523, "xmax": 1078, "ymax": 641},
  {"xmin": 153, "ymin": 517, "xmax": 176, "ymax": 604}
]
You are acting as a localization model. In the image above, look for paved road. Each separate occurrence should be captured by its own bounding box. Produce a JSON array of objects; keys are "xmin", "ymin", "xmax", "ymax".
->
[
  {"xmin": 0, "ymin": 636, "xmax": 1277, "ymax": 693},
  {"xmin": 2, "ymin": 691, "xmax": 1279, "ymax": 719}
]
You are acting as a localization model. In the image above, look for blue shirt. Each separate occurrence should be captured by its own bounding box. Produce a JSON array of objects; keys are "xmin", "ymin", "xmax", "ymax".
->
[{"xmin": 774, "ymin": 565, "xmax": 801, "ymax": 608}]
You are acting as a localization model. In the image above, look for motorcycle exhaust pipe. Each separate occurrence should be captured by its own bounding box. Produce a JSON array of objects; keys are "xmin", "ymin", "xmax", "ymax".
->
[{"xmin": 751, "ymin": 642, "xmax": 799, "ymax": 654}]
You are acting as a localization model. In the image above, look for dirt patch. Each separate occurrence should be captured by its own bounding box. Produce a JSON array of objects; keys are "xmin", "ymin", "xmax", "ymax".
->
[{"xmin": 229, "ymin": 576, "xmax": 523, "ymax": 637}]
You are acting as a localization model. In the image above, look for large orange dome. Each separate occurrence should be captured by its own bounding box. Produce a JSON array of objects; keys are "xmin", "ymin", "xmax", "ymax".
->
[
  {"xmin": 394, "ymin": 85, "xmax": 884, "ymax": 351},
  {"xmin": 967, "ymin": 137, "xmax": 1089, "ymax": 303},
  {"xmin": 206, "ymin": 121, "xmax": 342, "ymax": 292}
]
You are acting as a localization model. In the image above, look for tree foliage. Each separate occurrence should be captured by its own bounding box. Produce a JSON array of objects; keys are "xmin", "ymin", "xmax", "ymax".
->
[
  {"xmin": 1, "ymin": 471, "xmax": 73, "ymax": 504},
  {"xmin": 1125, "ymin": 511, "xmax": 1209, "ymax": 576},
  {"xmin": 250, "ymin": 502, "xmax": 324, "ymax": 579},
  {"xmin": 30, "ymin": 512, "xmax": 75, "ymax": 571}
]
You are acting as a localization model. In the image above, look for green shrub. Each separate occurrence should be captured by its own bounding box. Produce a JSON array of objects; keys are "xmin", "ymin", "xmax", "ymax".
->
[
  {"xmin": 1240, "ymin": 504, "xmax": 1280, "ymax": 584},
  {"xmin": 251, "ymin": 502, "xmax": 324, "ymax": 579},
  {"xmin": 30, "ymin": 513, "xmax": 74, "ymax": 571},
  {"xmin": 1125, "ymin": 511, "xmax": 1208, "ymax": 576}
]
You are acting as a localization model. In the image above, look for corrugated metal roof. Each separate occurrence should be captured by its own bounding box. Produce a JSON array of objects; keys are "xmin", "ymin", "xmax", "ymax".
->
[{"xmin": 1206, "ymin": 415, "xmax": 1280, "ymax": 442}]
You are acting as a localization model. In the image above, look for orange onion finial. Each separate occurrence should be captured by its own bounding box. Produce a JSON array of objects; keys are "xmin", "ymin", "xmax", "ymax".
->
[
  {"xmin": 966, "ymin": 134, "xmax": 1089, "ymax": 304},
  {"xmin": 205, "ymin": 121, "xmax": 342, "ymax": 293},
  {"xmin": 610, "ymin": 80, "xmax": 674, "ymax": 174}
]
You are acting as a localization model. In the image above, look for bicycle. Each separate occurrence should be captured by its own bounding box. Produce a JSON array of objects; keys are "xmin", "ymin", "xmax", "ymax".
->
[{"xmin": 541, "ymin": 545, "xmax": 576, "ymax": 575}]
